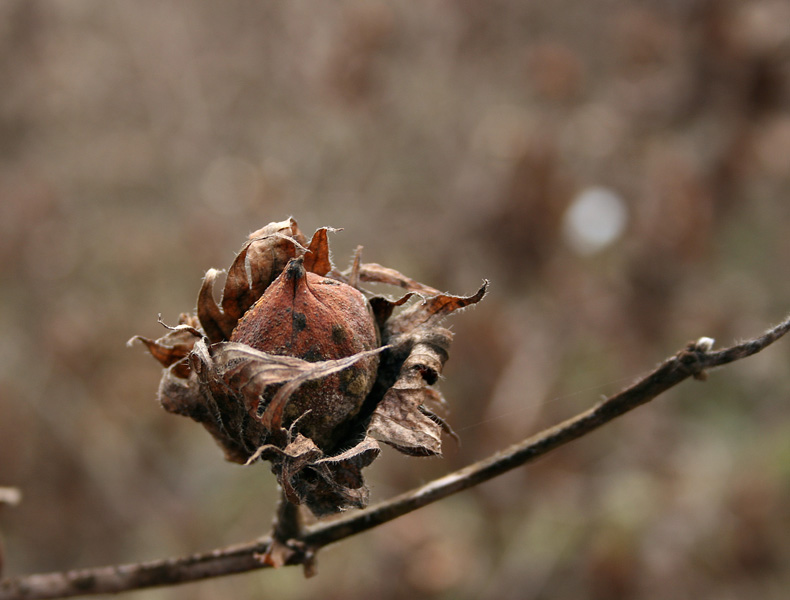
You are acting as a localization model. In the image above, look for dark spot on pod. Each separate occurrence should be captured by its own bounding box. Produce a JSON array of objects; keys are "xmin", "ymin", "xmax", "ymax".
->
[
  {"xmin": 293, "ymin": 311, "xmax": 307, "ymax": 332},
  {"xmin": 302, "ymin": 347, "xmax": 323, "ymax": 363},
  {"xmin": 332, "ymin": 324, "xmax": 347, "ymax": 344}
]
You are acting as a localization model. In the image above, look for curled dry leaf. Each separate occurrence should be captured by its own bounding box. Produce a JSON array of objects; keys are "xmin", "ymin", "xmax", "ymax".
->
[{"xmin": 131, "ymin": 217, "xmax": 486, "ymax": 516}]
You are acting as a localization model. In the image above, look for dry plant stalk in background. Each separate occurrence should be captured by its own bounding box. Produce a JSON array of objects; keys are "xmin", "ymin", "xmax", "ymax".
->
[{"xmin": 1, "ymin": 218, "xmax": 789, "ymax": 600}]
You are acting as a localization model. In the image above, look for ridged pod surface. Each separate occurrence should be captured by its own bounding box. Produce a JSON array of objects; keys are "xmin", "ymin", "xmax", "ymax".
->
[{"xmin": 231, "ymin": 256, "xmax": 379, "ymax": 448}]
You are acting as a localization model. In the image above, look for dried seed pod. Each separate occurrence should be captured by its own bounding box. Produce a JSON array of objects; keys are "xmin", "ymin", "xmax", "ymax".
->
[
  {"xmin": 133, "ymin": 217, "xmax": 487, "ymax": 516},
  {"xmin": 231, "ymin": 256, "xmax": 379, "ymax": 448}
]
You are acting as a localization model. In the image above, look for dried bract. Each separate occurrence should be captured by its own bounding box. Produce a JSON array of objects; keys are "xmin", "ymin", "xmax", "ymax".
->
[{"xmin": 131, "ymin": 217, "xmax": 486, "ymax": 516}]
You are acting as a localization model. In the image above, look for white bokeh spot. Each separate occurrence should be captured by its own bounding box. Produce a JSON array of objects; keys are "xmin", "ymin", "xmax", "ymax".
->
[{"xmin": 563, "ymin": 186, "xmax": 628, "ymax": 255}]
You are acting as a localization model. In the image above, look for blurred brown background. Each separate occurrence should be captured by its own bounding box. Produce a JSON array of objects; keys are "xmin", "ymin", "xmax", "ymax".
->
[{"xmin": 1, "ymin": 1, "xmax": 790, "ymax": 599}]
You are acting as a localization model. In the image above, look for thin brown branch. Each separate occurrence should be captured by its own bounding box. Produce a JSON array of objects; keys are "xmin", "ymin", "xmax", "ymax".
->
[{"xmin": 2, "ymin": 316, "xmax": 789, "ymax": 600}]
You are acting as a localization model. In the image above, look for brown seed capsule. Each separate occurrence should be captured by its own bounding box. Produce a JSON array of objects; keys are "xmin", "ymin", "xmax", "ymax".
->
[
  {"xmin": 231, "ymin": 256, "xmax": 379, "ymax": 447},
  {"xmin": 134, "ymin": 218, "xmax": 487, "ymax": 515}
]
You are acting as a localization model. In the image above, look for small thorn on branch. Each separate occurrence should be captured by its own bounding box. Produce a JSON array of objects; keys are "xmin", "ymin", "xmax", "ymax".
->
[{"xmin": 677, "ymin": 336, "xmax": 717, "ymax": 381}]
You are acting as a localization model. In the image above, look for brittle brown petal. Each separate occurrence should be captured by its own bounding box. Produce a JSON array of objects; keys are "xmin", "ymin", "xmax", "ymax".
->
[
  {"xmin": 248, "ymin": 433, "xmax": 379, "ymax": 515},
  {"xmin": 261, "ymin": 346, "xmax": 386, "ymax": 434},
  {"xmin": 197, "ymin": 269, "xmax": 236, "ymax": 342},
  {"xmin": 355, "ymin": 262, "xmax": 442, "ymax": 295},
  {"xmin": 222, "ymin": 221, "xmax": 306, "ymax": 320},
  {"xmin": 157, "ymin": 363, "xmax": 251, "ymax": 464},
  {"xmin": 385, "ymin": 280, "xmax": 488, "ymax": 337},
  {"xmin": 304, "ymin": 437, "xmax": 380, "ymax": 515},
  {"xmin": 368, "ymin": 293, "xmax": 414, "ymax": 331},
  {"xmin": 129, "ymin": 336, "xmax": 188, "ymax": 369},
  {"xmin": 235, "ymin": 218, "xmax": 307, "ymax": 313},
  {"xmin": 127, "ymin": 315, "xmax": 202, "ymax": 370},
  {"xmin": 303, "ymin": 227, "xmax": 337, "ymax": 276},
  {"xmin": 368, "ymin": 388, "xmax": 446, "ymax": 456},
  {"xmin": 191, "ymin": 340, "xmax": 389, "ymax": 443},
  {"xmin": 220, "ymin": 243, "xmax": 255, "ymax": 322},
  {"xmin": 197, "ymin": 218, "xmax": 308, "ymax": 342},
  {"xmin": 367, "ymin": 326, "xmax": 457, "ymax": 456}
]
